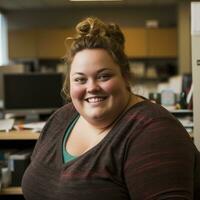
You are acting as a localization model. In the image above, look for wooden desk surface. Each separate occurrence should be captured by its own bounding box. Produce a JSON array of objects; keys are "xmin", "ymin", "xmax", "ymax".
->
[
  {"xmin": 0, "ymin": 187, "xmax": 22, "ymax": 195},
  {"xmin": 0, "ymin": 130, "xmax": 39, "ymax": 140}
]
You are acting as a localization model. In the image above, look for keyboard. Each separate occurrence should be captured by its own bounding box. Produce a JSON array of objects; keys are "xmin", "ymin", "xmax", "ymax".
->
[{"xmin": 0, "ymin": 119, "xmax": 15, "ymax": 132}]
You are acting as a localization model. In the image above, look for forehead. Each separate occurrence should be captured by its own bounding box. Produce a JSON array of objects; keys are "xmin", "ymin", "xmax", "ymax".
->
[{"xmin": 70, "ymin": 49, "xmax": 120, "ymax": 73}]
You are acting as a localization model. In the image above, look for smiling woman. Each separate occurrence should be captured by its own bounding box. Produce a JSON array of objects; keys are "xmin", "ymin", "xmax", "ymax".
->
[{"xmin": 22, "ymin": 17, "xmax": 200, "ymax": 200}]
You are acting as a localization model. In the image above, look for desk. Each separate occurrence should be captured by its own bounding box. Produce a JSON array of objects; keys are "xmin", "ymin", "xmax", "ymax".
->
[
  {"xmin": 0, "ymin": 130, "xmax": 38, "ymax": 196},
  {"xmin": 0, "ymin": 187, "xmax": 22, "ymax": 195},
  {"xmin": 0, "ymin": 130, "xmax": 39, "ymax": 140}
]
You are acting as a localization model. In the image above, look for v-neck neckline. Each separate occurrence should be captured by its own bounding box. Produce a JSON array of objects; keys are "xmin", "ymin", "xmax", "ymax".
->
[
  {"xmin": 58, "ymin": 99, "xmax": 149, "ymax": 170},
  {"xmin": 58, "ymin": 110, "xmax": 116, "ymax": 169}
]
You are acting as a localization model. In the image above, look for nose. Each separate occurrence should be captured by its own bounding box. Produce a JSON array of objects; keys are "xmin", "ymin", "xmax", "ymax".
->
[{"xmin": 87, "ymin": 79, "xmax": 101, "ymax": 93}]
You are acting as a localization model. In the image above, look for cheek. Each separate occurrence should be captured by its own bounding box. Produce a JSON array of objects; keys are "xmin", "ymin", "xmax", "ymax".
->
[
  {"xmin": 70, "ymin": 85, "xmax": 85, "ymax": 100},
  {"xmin": 103, "ymin": 79, "xmax": 126, "ymax": 94}
]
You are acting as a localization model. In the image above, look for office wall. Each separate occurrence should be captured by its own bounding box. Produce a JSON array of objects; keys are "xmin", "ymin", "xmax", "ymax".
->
[
  {"xmin": 191, "ymin": 2, "xmax": 200, "ymax": 150},
  {"xmin": 6, "ymin": 5, "xmax": 187, "ymax": 74},
  {"xmin": 178, "ymin": 1, "xmax": 191, "ymax": 74}
]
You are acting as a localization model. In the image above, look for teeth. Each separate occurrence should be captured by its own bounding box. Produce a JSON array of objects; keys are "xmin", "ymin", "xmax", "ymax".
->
[{"xmin": 87, "ymin": 97, "xmax": 105, "ymax": 103}]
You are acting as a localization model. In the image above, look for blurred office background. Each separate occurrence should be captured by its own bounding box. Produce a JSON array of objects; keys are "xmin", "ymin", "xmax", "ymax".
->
[
  {"xmin": 0, "ymin": 0, "xmax": 192, "ymax": 94},
  {"xmin": 0, "ymin": 0, "xmax": 192, "ymax": 99},
  {"xmin": 0, "ymin": 0, "xmax": 195, "ymax": 140}
]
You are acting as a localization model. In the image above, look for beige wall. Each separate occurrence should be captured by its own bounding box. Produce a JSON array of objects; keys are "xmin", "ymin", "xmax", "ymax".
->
[
  {"xmin": 7, "ymin": 5, "xmax": 192, "ymax": 75},
  {"xmin": 178, "ymin": 1, "xmax": 191, "ymax": 74},
  {"xmin": 192, "ymin": 35, "xmax": 200, "ymax": 150},
  {"xmin": 191, "ymin": 2, "xmax": 200, "ymax": 150}
]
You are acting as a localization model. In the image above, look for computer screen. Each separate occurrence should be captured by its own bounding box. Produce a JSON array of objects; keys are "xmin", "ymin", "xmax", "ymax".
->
[
  {"xmin": 0, "ymin": 64, "xmax": 25, "ymax": 107},
  {"xmin": 3, "ymin": 73, "xmax": 64, "ymax": 116}
]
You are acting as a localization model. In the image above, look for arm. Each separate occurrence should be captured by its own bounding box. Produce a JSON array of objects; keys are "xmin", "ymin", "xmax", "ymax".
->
[{"xmin": 124, "ymin": 117, "xmax": 195, "ymax": 200}]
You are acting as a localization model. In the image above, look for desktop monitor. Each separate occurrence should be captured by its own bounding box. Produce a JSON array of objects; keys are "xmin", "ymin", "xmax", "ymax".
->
[
  {"xmin": 0, "ymin": 64, "xmax": 25, "ymax": 107},
  {"xmin": 3, "ymin": 73, "xmax": 64, "ymax": 119}
]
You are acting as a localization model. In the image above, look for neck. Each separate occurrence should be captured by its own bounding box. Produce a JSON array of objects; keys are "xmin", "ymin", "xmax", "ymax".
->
[
  {"xmin": 101, "ymin": 93, "xmax": 143, "ymax": 131},
  {"xmin": 95, "ymin": 92, "xmax": 132, "ymax": 133}
]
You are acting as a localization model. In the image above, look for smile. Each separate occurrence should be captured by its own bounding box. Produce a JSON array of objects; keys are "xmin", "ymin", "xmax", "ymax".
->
[{"xmin": 85, "ymin": 96, "xmax": 107, "ymax": 103}]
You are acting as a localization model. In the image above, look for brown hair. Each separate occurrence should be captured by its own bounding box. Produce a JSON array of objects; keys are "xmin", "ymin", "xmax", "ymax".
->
[{"xmin": 62, "ymin": 17, "xmax": 132, "ymax": 100}]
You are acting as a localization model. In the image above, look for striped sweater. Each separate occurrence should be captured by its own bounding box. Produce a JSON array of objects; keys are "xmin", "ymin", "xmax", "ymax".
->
[{"xmin": 22, "ymin": 101, "xmax": 200, "ymax": 200}]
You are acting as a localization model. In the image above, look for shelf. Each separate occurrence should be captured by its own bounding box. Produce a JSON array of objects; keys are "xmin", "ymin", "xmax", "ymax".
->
[
  {"xmin": 182, "ymin": 124, "xmax": 194, "ymax": 128},
  {"xmin": 136, "ymin": 77, "xmax": 160, "ymax": 82},
  {"xmin": 169, "ymin": 109, "xmax": 193, "ymax": 114},
  {"xmin": 0, "ymin": 130, "xmax": 39, "ymax": 140},
  {"xmin": 0, "ymin": 187, "xmax": 22, "ymax": 195}
]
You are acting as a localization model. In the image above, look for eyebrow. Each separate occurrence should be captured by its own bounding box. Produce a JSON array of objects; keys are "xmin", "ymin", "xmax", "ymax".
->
[{"xmin": 72, "ymin": 68, "xmax": 112, "ymax": 76}]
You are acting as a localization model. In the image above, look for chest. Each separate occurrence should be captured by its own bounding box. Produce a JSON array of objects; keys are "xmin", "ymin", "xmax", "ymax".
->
[
  {"xmin": 65, "ymin": 124, "xmax": 110, "ymax": 157},
  {"xmin": 22, "ymin": 111, "xmax": 138, "ymax": 200},
  {"xmin": 22, "ymin": 139, "xmax": 129, "ymax": 200}
]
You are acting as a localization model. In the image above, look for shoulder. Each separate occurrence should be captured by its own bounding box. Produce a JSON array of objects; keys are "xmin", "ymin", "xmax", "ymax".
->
[
  {"xmin": 38, "ymin": 103, "xmax": 76, "ymax": 128},
  {"xmin": 50, "ymin": 102, "xmax": 77, "ymax": 120},
  {"xmin": 31, "ymin": 103, "xmax": 78, "ymax": 160},
  {"xmin": 39, "ymin": 103, "xmax": 77, "ymax": 140},
  {"xmin": 125, "ymin": 100, "xmax": 178, "ymax": 126},
  {"xmin": 123, "ymin": 102, "xmax": 195, "ymax": 169},
  {"xmin": 123, "ymin": 100, "xmax": 191, "ymax": 145}
]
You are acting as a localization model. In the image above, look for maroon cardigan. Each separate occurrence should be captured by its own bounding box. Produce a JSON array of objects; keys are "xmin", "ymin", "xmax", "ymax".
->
[{"xmin": 22, "ymin": 101, "xmax": 200, "ymax": 200}]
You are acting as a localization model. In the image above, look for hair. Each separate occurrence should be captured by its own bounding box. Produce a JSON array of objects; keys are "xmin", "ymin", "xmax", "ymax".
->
[{"xmin": 62, "ymin": 17, "xmax": 132, "ymax": 100}]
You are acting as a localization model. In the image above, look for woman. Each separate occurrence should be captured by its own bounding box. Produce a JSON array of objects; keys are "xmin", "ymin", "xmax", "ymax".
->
[{"xmin": 22, "ymin": 17, "xmax": 200, "ymax": 200}]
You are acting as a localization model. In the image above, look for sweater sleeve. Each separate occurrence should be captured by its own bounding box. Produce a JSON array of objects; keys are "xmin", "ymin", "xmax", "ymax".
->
[{"xmin": 124, "ymin": 117, "xmax": 195, "ymax": 200}]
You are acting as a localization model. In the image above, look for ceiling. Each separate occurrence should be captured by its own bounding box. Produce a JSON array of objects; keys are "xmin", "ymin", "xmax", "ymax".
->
[{"xmin": 0, "ymin": 0, "xmax": 183, "ymax": 11}]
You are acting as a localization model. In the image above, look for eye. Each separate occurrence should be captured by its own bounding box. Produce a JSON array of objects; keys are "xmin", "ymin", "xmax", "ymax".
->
[
  {"xmin": 97, "ymin": 74, "xmax": 112, "ymax": 81},
  {"xmin": 74, "ymin": 77, "xmax": 87, "ymax": 84}
]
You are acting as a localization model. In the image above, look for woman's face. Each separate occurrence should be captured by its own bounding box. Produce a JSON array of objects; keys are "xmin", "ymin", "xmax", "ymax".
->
[{"xmin": 70, "ymin": 49, "xmax": 130, "ymax": 127}]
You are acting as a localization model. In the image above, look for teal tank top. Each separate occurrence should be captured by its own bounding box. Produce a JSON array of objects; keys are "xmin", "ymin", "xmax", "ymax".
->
[{"xmin": 62, "ymin": 117, "xmax": 79, "ymax": 163}]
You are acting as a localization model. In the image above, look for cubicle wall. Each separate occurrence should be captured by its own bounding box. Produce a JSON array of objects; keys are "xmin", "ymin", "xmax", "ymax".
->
[{"xmin": 191, "ymin": 2, "xmax": 200, "ymax": 150}]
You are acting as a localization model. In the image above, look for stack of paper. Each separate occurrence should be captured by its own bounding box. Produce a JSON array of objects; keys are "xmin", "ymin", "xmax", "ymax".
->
[
  {"xmin": 0, "ymin": 119, "xmax": 15, "ymax": 132},
  {"xmin": 15, "ymin": 121, "xmax": 46, "ymax": 132}
]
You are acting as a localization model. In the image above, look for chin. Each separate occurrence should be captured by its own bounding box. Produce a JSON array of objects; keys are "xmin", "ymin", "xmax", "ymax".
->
[
  {"xmin": 85, "ymin": 110, "xmax": 107, "ymax": 121},
  {"xmin": 88, "ymin": 113, "xmax": 104, "ymax": 120}
]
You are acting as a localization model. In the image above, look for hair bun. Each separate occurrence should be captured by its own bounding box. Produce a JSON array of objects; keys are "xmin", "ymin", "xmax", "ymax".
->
[
  {"xmin": 76, "ymin": 17, "xmax": 106, "ymax": 37},
  {"xmin": 75, "ymin": 17, "xmax": 125, "ymax": 49}
]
